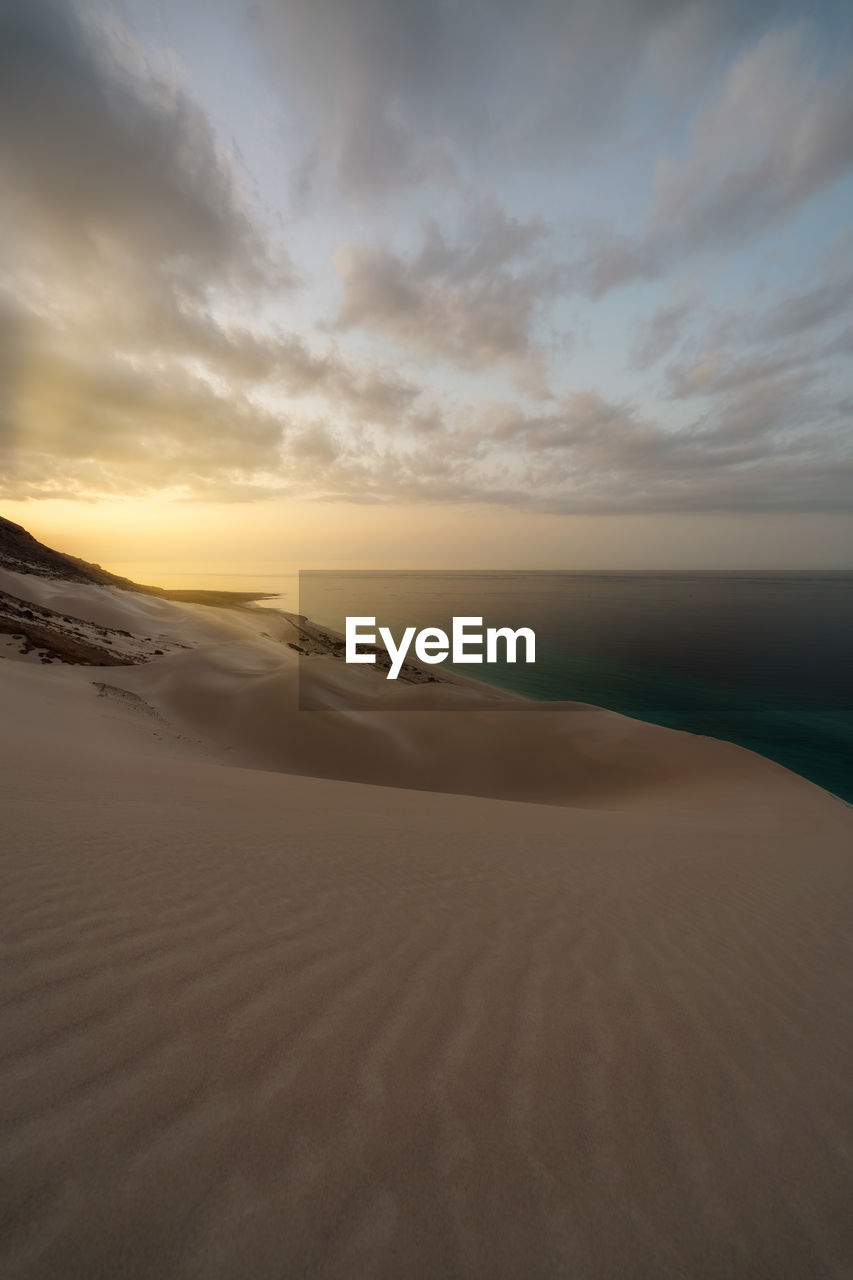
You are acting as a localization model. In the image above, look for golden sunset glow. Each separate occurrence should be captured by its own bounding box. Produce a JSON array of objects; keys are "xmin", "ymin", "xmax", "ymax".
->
[{"xmin": 1, "ymin": 0, "xmax": 851, "ymax": 575}]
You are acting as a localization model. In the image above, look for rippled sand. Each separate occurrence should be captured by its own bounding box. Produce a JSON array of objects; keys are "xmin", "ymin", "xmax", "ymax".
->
[{"xmin": 2, "ymin": 568, "xmax": 852, "ymax": 1278}]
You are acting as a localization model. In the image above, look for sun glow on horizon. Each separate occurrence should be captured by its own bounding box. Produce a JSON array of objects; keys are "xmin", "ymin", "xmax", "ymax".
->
[
  {"xmin": 4, "ymin": 498, "xmax": 853, "ymax": 590},
  {"xmin": 2, "ymin": 0, "xmax": 852, "ymax": 570}
]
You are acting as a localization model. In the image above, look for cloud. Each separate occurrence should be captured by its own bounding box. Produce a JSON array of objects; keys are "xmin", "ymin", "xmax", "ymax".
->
[
  {"xmin": 287, "ymin": 424, "xmax": 338, "ymax": 465},
  {"xmin": 335, "ymin": 205, "xmax": 554, "ymax": 387},
  {"xmin": 0, "ymin": 0, "xmax": 432, "ymax": 500},
  {"xmin": 0, "ymin": 276, "xmax": 431, "ymax": 499},
  {"xmin": 0, "ymin": 0, "xmax": 296, "ymax": 498},
  {"xmin": 273, "ymin": 365, "xmax": 852, "ymax": 516},
  {"xmin": 0, "ymin": 336, "xmax": 288, "ymax": 498},
  {"xmin": 3, "ymin": 0, "xmax": 850, "ymax": 522},
  {"xmin": 457, "ymin": 375, "xmax": 851, "ymax": 513},
  {"xmin": 757, "ymin": 266, "xmax": 853, "ymax": 343},
  {"xmin": 584, "ymin": 26, "xmax": 853, "ymax": 294},
  {"xmin": 0, "ymin": 0, "xmax": 289, "ymax": 291},
  {"xmin": 658, "ymin": 244, "xmax": 853, "ymax": 400},
  {"xmin": 666, "ymin": 349, "xmax": 817, "ymax": 398},
  {"xmin": 250, "ymin": 0, "xmax": 783, "ymax": 198},
  {"xmin": 653, "ymin": 28, "xmax": 853, "ymax": 243},
  {"xmin": 632, "ymin": 291, "xmax": 699, "ymax": 368},
  {"xmin": 488, "ymin": 392, "xmax": 645, "ymax": 454},
  {"xmin": 117, "ymin": 293, "xmax": 423, "ymax": 424}
]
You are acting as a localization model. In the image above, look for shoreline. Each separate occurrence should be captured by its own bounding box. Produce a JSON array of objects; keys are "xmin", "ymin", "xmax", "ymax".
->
[{"xmin": 2, "ymin": 537, "xmax": 848, "ymax": 805}]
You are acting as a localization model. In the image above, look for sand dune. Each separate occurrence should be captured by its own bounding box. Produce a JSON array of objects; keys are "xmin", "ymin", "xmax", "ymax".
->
[
  {"xmin": 2, "ymin": 569, "xmax": 852, "ymax": 1277},
  {"xmin": 0, "ymin": 562, "xmax": 825, "ymax": 810}
]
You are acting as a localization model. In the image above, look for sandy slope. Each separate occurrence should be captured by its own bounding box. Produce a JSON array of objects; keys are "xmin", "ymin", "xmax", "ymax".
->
[
  {"xmin": 0, "ymin": 563, "xmax": 827, "ymax": 811},
  {"xmin": 1, "ymin": 571, "xmax": 852, "ymax": 1278}
]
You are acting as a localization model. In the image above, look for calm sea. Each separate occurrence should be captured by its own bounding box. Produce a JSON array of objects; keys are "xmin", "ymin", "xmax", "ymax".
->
[{"xmin": 296, "ymin": 571, "xmax": 853, "ymax": 804}]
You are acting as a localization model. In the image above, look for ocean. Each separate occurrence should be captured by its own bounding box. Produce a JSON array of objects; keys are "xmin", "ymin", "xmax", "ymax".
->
[{"xmin": 296, "ymin": 571, "xmax": 853, "ymax": 804}]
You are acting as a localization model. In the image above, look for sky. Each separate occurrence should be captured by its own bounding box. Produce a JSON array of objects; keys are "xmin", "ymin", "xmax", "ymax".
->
[{"xmin": 1, "ymin": 0, "xmax": 852, "ymax": 575}]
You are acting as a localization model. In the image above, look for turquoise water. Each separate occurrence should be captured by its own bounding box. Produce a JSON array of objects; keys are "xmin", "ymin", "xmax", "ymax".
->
[{"xmin": 298, "ymin": 571, "xmax": 853, "ymax": 803}]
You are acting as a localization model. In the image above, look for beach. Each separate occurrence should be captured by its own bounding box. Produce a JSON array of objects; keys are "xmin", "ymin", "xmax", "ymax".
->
[
  {"xmin": 5, "ymin": 0, "xmax": 853, "ymax": 1272},
  {"xmin": 2, "ymin": 556, "xmax": 852, "ymax": 1278}
]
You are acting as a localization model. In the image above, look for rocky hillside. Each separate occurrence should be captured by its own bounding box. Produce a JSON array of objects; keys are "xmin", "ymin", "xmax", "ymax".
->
[
  {"xmin": 0, "ymin": 516, "xmax": 273, "ymax": 607},
  {"xmin": 0, "ymin": 516, "xmax": 141, "ymax": 589}
]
